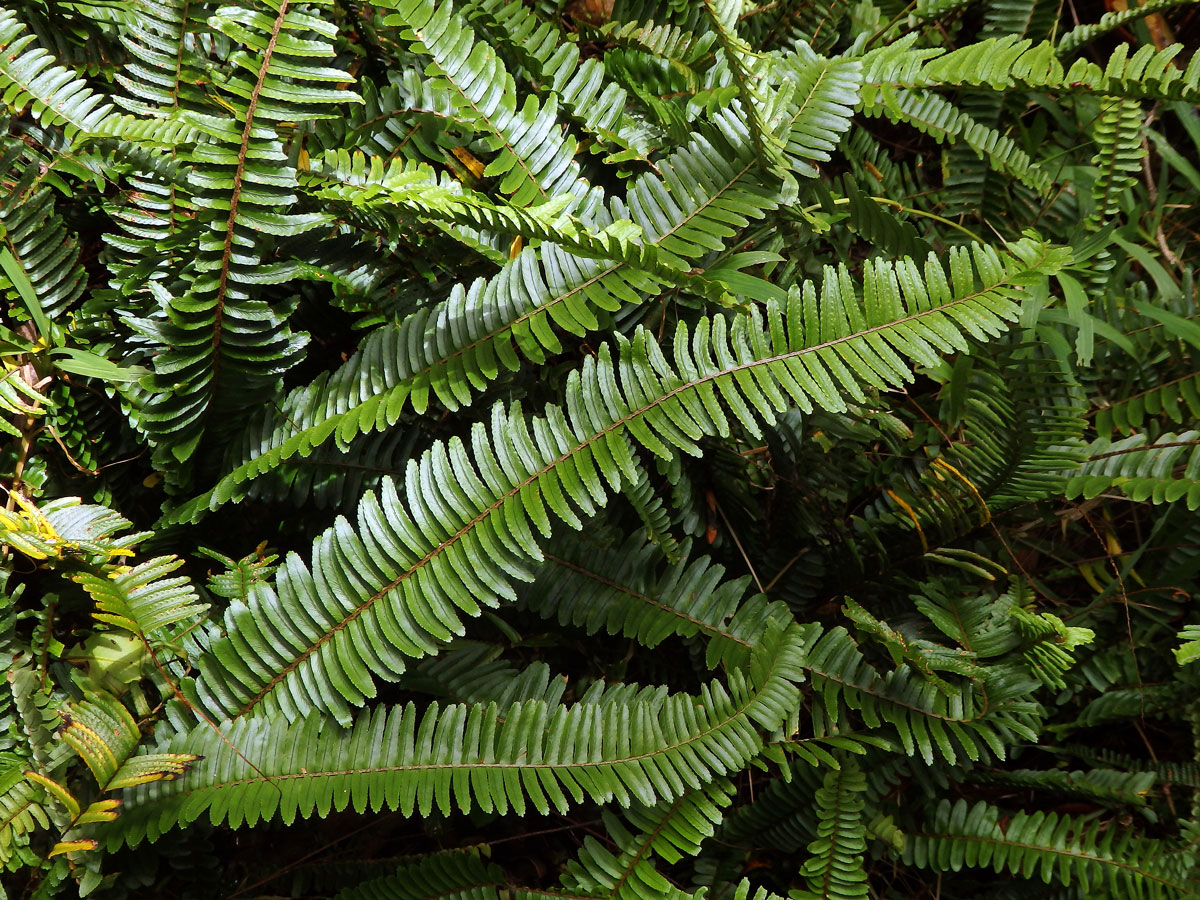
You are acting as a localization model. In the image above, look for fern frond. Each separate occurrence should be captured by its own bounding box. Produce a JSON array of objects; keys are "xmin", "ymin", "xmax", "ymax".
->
[
  {"xmin": 60, "ymin": 693, "xmax": 197, "ymax": 792},
  {"xmin": 861, "ymin": 88, "xmax": 1052, "ymax": 195},
  {"xmin": 523, "ymin": 534, "xmax": 790, "ymax": 668},
  {"xmin": 801, "ymin": 625, "xmax": 1039, "ymax": 765},
  {"xmin": 467, "ymin": 0, "xmax": 659, "ymax": 165},
  {"xmin": 183, "ymin": 239, "xmax": 1063, "ymax": 725},
  {"xmin": 72, "ymin": 556, "xmax": 208, "ymax": 641},
  {"xmin": 1090, "ymin": 95, "xmax": 1146, "ymax": 222},
  {"xmin": 1094, "ymin": 371, "xmax": 1200, "ymax": 435},
  {"xmin": 329, "ymin": 848, "xmax": 505, "ymax": 900},
  {"xmin": 378, "ymin": 0, "xmax": 590, "ymax": 207},
  {"xmin": 109, "ymin": 623, "xmax": 808, "ymax": 843},
  {"xmin": 906, "ymin": 799, "xmax": 1187, "ymax": 898},
  {"xmin": 792, "ymin": 760, "xmax": 868, "ymax": 900},
  {"xmin": 888, "ymin": 36, "xmax": 1200, "ymax": 103},
  {"xmin": 304, "ymin": 150, "xmax": 665, "ymax": 271},
  {"xmin": 1066, "ymin": 430, "xmax": 1200, "ymax": 509},
  {"xmin": 563, "ymin": 782, "xmax": 733, "ymax": 900},
  {"xmin": 1057, "ymin": 0, "xmax": 1196, "ymax": 57},
  {"xmin": 0, "ymin": 139, "xmax": 87, "ymax": 319},
  {"xmin": 0, "ymin": 759, "xmax": 50, "ymax": 864},
  {"xmin": 131, "ymin": 0, "xmax": 359, "ymax": 466},
  {"xmin": 0, "ymin": 9, "xmax": 114, "ymax": 141},
  {"xmin": 170, "ymin": 49, "xmax": 863, "ymax": 523}
]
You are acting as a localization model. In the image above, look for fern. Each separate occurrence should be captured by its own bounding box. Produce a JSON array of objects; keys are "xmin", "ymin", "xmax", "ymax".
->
[
  {"xmin": 111, "ymin": 622, "xmax": 806, "ymax": 842},
  {"xmin": 1067, "ymin": 430, "xmax": 1200, "ymax": 509},
  {"xmin": 184, "ymin": 240, "xmax": 1062, "ymax": 726}
]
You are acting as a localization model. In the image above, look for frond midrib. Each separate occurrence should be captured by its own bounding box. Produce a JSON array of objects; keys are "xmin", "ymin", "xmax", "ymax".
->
[{"xmin": 235, "ymin": 251, "xmax": 1044, "ymax": 717}]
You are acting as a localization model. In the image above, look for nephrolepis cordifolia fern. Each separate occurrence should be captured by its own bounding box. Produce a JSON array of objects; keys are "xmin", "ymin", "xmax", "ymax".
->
[{"xmin": 1, "ymin": 1, "xmax": 1200, "ymax": 899}]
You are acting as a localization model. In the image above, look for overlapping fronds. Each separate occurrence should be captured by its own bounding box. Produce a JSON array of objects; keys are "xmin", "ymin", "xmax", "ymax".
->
[
  {"xmin": 110, "ymin": 622, "xmax": 806, "ymax": 843},
  {"xmin": 130, "ymin": 0, "xmax": 359, "ymax": 465},
  {"xmin": 0, "ymin": 9, "xmax": 114, "ymax": 141},
  {"xmin": 183, "ymin": 239, "xmax": 1063, "ymax": 726},
  {"xmin": 562, "ymin": 782, "xmax": 733, "ymax": 900},
  {"xmin": 523, "ymin": 535, "xmax": 790, "ymax": 668},
  {"xmin": 800, "ymin": 625, "xmax": 1039, "ymax": 765},
  {"xmin": 466, "ymin": 0, "xmax": 658, "ymax": 165},
  {"xmin": 168, "ymin": 49, "xmax": 864, "ymax": 522},
  {"xmin": 378, "ymin": 0, "xmax": 590, "ymax": 207}
]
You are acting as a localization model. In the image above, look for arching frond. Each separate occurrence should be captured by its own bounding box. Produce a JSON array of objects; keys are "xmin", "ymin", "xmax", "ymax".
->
[
  {"xmin": 184, "ymin": 239, "xmax": 1064, "ymax": 726},
  {"xmin": 109, "ymin": 622, "xmax": 807, "ymax": 843}
]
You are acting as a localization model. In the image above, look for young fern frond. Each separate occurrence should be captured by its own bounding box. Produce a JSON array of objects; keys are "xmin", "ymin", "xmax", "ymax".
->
[
  {"xmin": 1056, "ymin": 0, "xmax": 1196, "ymax": 57},
  {"xmin": 1090, "ymin": 96, "xmax": 1147, "ymax": 222},
  {"xmin": 183, "ymin": 239, "xmax": 1063, "ymax": 726}
]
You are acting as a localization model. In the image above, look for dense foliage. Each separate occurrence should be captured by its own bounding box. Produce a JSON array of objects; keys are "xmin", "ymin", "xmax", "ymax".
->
[{"xmin": 2, "ymin": 0, "xmax": 1200, "ymax": 897}]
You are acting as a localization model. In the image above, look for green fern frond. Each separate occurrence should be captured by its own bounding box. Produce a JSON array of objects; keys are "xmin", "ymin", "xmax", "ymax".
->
[
  {"xmin": 0, "ymin": 759, "xmax": 50, "ymax": 864},
  {"xmin": 466, "ymin": 0, "xmax": 659, "ymax": 165},
  {"xmin": 792, "ymin": 760, "xmax": 869, "ymax": 900},
  {"xmin": 906, "ymin": 799, "xmax": 1187, "ymax": 898},
  {"xmin": 0, "ymin": 139, "xmax": 87, "ymax": 319},
  {"xmin": 1090, "ymin": 95, "xmax": 1147, "ymax": 222},
  {"xmin": 378, "ymin": 0, "xmax": 590, "ymax": 207},
  {"xmin": 1067, "ymin": 430, "xmax": 1200, "ymax": 509},
  {"xmin": 524, "ymin": 534, "xmax": 790, "ymax": 668},
  {"xmin": 184, "ymin": 239, "xmax": 1063, "ymax": 725},
  {"xmin": 1057, "ymin": 0, "xmax": 1196, "ymax": 57},
  {"xmin": 861, "ymin": 88, "xmax": 1052, "ymax": 195},
  {"xmin": 304, "ymin": 149, "xmax": 665, "ymax": 271},
  {"xmin": 131, "ymin": 0, "xmax": 359, "ymax": 466},
  {"xmin": 888, "ymin": 36, "xmax": 1200, "ymax": 103},
  {"xmin": 801, "ymin": 625, "xmax": 1039, "ymax": 765},
  {"xmin": 109, "ymin": 622, "xmax": 808, "ymax": 843},
  {"xmin": 0, "ymin": 9, "xmax": 115, "ymax": 141},
  {"xmin": 1175, "ymin": 624, "xmax": 1200, "ymax": 665},
  {"xmin": 967, "ymin": 766, "xmax": 1156, "ymax": 809},
  {"xmin": 73, "ymin": 556, "xmax": 208, "ymax": 641},
  {"xmin": 170, "ymin": 47, "xmax": 863, "ymax": 523},
  {"xmin": 1094, "ymin": 371, "xmax": 1200, "ymax": 435},
  {"xmin": 563, "ymin": 782, "xmax": 733, "ymax": 900},
  {"xmin": 329, "ymin": 848, "xmax": 505, "ymax": 900},
  {"xmin": 60, "ymin": 693, "xmax": 197, "ymax": 792}
]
